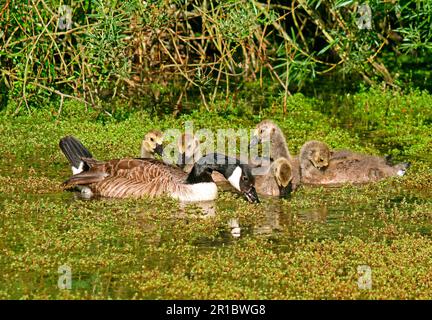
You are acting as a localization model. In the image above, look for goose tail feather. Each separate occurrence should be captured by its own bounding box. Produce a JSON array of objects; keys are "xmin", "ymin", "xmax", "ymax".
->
[{"xmin": 59, "ymin": 136, "xmax": 93, "ymax": 174}]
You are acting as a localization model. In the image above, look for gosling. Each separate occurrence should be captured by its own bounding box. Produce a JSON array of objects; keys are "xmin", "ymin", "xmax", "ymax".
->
[
  {"xmin": 250, "ymin": 120, "xmax": 301, "ymax": 191},
  {"xmin": 299, "ymin": 140, "xmax": 410, "ymax": 185},
  {"xmin": 254, "ymin": 157, "xmax": 293, "ymax": 198},
  {"xmin": 141, "ymin": 130, "xmax": 164, "ymax": 158}
]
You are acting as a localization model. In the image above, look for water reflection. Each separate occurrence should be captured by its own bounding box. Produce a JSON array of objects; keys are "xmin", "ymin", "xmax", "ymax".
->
[
  {"xmin": 178, "ymin": 200, "xmax": 216, "ymax": 218},
  {"xmin": 228, "ymin": 218, "xmax": 241, "ymax": 238},
  {"xmin": 55, "ymin": 184, "xmax": 430, "ymax": 247},
  {"xmin": 297, "ymin": 206, "xmax": 328, "ymax": 223},
  {"xmin": 253, "ymin": 200, "xmax": 283, "ymax": 235}
]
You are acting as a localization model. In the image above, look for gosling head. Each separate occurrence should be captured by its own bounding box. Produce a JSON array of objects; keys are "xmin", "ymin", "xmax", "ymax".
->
[
  {"xmin": 272, "ymin": 157, "xmax": 293, "ymax": 198},
  {"xmin": 141, "ymin": 130, "xmax": 164, "ymax": 158},
  {"xmin": 249, "ymin": 120, "xmax": 279, "ymax": 146},
  {"xmin": 272, "ymin": 158, "xmax": 293, "ymax": 187},
  {"xmin": 300, "ymin": 140, "xmax": 331, "ymax": 170},
  {"xmin": 177, "ymin": 133, "xmax": 200, "ymax": 168}
]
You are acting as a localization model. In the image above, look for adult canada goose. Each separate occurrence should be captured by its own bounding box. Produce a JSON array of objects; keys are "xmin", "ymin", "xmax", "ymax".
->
[
  {"xmin": 299, "ymin": 140, "xmax": 410, "ymax": 185},
  {"xmin": 59, "ymin": 136, "xmax": 259, "ymax": 203},
  {"xmin": 254, "ymin": 157, "xmax": 293, "ymax": 198},
  {"xmin": 249, "ymin": 120, "xmax": 301, "ymax": 192},
  {"xmin": 141, "ymin": 130, "xmax": 164, "ymax": 158}
]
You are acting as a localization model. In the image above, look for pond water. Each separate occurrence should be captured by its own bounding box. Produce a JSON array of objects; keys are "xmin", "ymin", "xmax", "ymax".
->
[{"xmin": 3, "ymin": 166, "xmax": 429, "ymax": 249}]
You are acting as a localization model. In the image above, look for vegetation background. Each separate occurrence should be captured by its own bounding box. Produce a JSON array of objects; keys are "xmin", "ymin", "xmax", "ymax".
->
[{"xmin": 1, "ymin": 0, "xmax": 432, "ymax": 115}]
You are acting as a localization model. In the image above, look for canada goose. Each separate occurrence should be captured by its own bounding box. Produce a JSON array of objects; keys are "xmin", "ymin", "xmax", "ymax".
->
[
  {"xmin": 299, "ymin": 140, "xmax": 410, "ymax": 185},
  {"xmin": 177, "ymin": 130, "xmax": 293, "ymax": 197},
  {"xmin": 141, "ymin": 130, "xmax": 164, "ymax": 158},
  {"xmin": 254, "ymin": 157, "xmax": 293, "ymax": 198},
  {"xmin": 59, "ymin": 136, "xmax": 259, "ymax": 203}
]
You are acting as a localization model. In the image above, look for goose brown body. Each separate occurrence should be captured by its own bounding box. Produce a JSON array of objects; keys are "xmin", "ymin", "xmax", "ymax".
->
[{"xmin": 63, "ymin": 157, "xmax": 213, "ymax": 200}]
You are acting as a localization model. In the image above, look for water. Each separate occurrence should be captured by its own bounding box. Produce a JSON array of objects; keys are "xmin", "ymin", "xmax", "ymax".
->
[{"xmin": 11, "ymin": 175, "xmax": 423, "ymax": 248}]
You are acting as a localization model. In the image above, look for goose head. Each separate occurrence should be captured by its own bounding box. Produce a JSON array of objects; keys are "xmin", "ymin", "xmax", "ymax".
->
[
  {"xmin": 300, "ymin": 140, "xmax": 331, "ymax": 170},
  {"xmin": 188, "ymin": 153, "xmax": 260, "ymax": 203},
  {"xmin": 272, "ymin": 157, "xmax": 293, "ymax": 197},
  {"xmin": 250, "ymin": 120, "xmax": 279, "ymax": 146},
  {"xmin": 141, "ymin": 130, "xmax": 164, "ymax": 158},
  {"xmin": 177, "ymin": 133, "xmax": 201, "ymax": 168}
]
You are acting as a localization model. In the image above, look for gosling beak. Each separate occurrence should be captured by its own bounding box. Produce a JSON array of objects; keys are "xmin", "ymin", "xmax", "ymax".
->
[
  {"xmin": 243, "ymin": 186, "xmax": 260, "ymax": 203},
  {"xmin": 249, "ymin": 135, "xmax": 260, "ymax": 148},
  {"xmin": 279, "ymin": 181, "xmax": 293, "ymax": 198},
  {"xmin": 177, "ymin": 152, "xmax": 186, "ymax": 168},
  {"xmin": 155, "ymin": 143, "xmax": 164, "ymax": 156},
  {"xmin": 177, "ymin": 152, "xmax": 195, "ymax": 168}
]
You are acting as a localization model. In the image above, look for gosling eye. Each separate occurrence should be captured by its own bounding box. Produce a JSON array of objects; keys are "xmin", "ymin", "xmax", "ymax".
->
[{"xmin": 150, "ymin": 137, "xmax": 154, "ymax": 142}]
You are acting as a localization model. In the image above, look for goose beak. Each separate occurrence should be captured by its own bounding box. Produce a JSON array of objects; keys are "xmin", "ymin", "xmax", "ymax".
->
[
  {"xmin": 249, "ymin": 135, "xmax": 260, "ymax": 148},
  {"xmin": 243, "ymin": 186, "xmax": 260, "ymax": 203},
  {"xmin": 318, "ymin": 165, "xmax": 326, "ymax": 172},
  {"xmin": 155, "ymin": 143, "xmax": 164, "ymax": 156}
]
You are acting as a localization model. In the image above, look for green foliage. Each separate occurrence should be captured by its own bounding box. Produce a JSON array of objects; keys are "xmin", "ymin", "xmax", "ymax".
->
[{"xmin": 1, "ymin": 0, "xmax": 432, "ymax": 114}]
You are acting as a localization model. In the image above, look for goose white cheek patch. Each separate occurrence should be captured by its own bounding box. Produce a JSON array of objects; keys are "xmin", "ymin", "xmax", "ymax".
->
[{"xmin": 227, "ymin": 166, "xmax": 242, "ymax": 192}]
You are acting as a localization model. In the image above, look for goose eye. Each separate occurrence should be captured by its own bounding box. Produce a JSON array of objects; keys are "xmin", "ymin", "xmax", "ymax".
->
[{"xmin": 242, "ymin": 176, "xmax": 249, "ymax": 182}]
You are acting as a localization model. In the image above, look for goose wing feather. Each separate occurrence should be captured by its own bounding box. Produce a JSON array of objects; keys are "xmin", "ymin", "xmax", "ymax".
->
[{"xmin": 64, "ymin": 158, "xmax": 188, "ymax": 198}]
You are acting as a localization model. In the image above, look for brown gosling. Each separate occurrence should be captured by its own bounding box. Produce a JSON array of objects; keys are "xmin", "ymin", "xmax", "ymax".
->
[
  {"xmin": 254, "ymin": 157, "xmax": 294, "ymax": 198},
  {"xmin": 177, "ymin": 133, "xmax": 202, "ymax": 173},
  {"xmin": 249, "ymin": 120, "xmax": 301, "ymax": 191},
  {"xmin": 250, "ymin": 120, "xmax": 291, "ymax": 160},
  {"xmin": 299, "ymin": 140, "xmax": 410, "ymax": 185},
  {"xmin": 141, "ymin": 130, "xmax": 164, "ymax": 158}
]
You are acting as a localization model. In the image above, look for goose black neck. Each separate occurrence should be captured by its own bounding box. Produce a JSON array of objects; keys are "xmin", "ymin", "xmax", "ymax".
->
[{"xmin": 186, "ymin": 153, "xmax": 241, "ymax": 184}]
